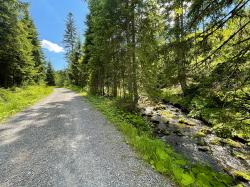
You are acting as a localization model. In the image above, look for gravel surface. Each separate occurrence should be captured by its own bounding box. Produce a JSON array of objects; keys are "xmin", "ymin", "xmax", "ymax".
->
[{"xmin": 0, "ymin": 88, "xmax": 171, "ymax": 187}]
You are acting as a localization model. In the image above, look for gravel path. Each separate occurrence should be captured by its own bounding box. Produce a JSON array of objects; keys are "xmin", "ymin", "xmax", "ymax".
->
[{"xmin": 0, "ymin": 88, "xmax": 171, "ymax": 187}]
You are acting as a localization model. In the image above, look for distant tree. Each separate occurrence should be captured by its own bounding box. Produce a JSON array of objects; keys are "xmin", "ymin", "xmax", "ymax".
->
[
  {"xmin": 55, "ymin": 70, "xmax": 68, "ymax": 87},
  {"xmin": 46, "ymin": 62, "xmax": 55, "ymax": 86},
  {"xmin": 63, "ymin": 12, "xmax": 83, "ymax": 86},
  {"xmin": 63, "ymin": 12, "xmax": 77, "ymax": 58},
  {"xmin": 68, "ymin": 38, "xmax": 83, "ymax": 86}
]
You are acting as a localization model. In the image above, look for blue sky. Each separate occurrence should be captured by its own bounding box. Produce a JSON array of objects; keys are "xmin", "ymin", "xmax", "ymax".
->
[{"xmin": 22, "ymin": 0, "xmax": 89, "ymax": 70}]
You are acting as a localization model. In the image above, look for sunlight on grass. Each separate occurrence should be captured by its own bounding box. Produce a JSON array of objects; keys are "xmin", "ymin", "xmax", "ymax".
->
[{"xmin": 0, "ymin": 85, "xmax": 53, "ymax": 122}]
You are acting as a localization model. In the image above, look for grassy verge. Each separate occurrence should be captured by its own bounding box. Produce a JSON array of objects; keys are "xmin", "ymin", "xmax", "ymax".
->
[
  {"xmin": 0, "ymin": 85, "xmax": 53, "ymax": 122},
  {"xmin": 70, "ymin": 86, "xmax": 233, "ymax": 187}
]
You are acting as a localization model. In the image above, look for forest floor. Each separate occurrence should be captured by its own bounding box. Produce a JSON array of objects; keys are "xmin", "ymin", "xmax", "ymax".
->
[{"xmin": 0, "ymin": 88, "xmax": 171, "ymax": 187}]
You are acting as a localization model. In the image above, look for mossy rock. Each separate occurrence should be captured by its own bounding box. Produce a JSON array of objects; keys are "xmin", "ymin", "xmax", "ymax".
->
[
  {"xmin": 233, "ymin": 133, "xmax": 250, "ymax": 144},
  {"xmin": 232, "ymin": 151, "xmax": 249, "ymax": 161},
  {"xmin": 177, "ymin": 122, "xmax": 186, "ymax": 129},
  {"xmin": 153, "ymin": 105, "xmax": 166, "ymax": 110},
  {"xmin": 178, "ymin": 117, "xmax": 197, "ymax": 126},
  {"xmin": 160, "ymin": 110, "xmax": 176, "ymax": 119},
  {"xmin": 210, "ymin": 137, "xmax": 222, "ymax": 145},
  {"xmin": 161, "ymin": 116, "xmax": 171, "ymax": 124},
  {"xmin": 233, "ymin": 171, "xmax": 250, "ymax": 182},
  {"xmin": 193, "ymin": 131, "xmax": 206, "ymax": 138},
  {"xmin": 222, "ymin": 139, "xmax": 242, "ymax": 148},
  {"xmin": 200, "ymin": 128, "xmax": 212, "ymax": 134}
]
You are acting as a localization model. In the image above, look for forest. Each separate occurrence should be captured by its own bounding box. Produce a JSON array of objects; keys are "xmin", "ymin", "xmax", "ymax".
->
[
  {"xmin": 0, "ymin": 0, "xmax": 55, "ymax": 121},
  {"xmin": 58, "ymin": 1, "xmax": 250, "ymax": 184},
  {"xmin": 0, "ymin": 0, "xmax": 55, "ymax": 87},
  {"xmin": 60, "ymin": 0, "xmax": 250, "ymax": 145},
  {"xmin": 0, "ymin": 0, "xmax": 249, "ymax": 186}
]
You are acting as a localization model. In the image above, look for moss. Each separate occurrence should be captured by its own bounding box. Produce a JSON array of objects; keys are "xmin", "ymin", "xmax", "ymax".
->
[
  {"xmin": 210, "ymin": 137, "xmax": 222, "ymax": 145},
  {"xmin": 232, "ymin": 151, "xmax": 249, "ymax": 160},
  {"xmin": 224, "ymin": 139, "xmax": 242, "ymax": 148},
  {"xmin": 233, "ymin": 171, "xmax": 250, "ymax": 182},
  {"xmin": 160, "ymin": 110, "xmax": 175, "ymax": 119},
  {"xmin": 161, "ymin": 117, "xmax": 170, "ymax": 124},
  {"xmin": 193, "ymin": 130, "xmax": 206, "ymax": 138},
  {"xmin": 179, "ymin": 117, "xmax": 196, "ymax": 126},
  {"xmin": 200, "ymin": 128, "xmax": 211, "ymax": 134},
  {"xmin": 234, "ymin": 184, "xmax": 244, "ymax": 187}
]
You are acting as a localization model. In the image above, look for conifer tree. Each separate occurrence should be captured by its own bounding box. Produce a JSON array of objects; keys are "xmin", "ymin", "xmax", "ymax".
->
[
  {"xmin": 63, "ymin": 12, "xmax": 77, "ymax": 58},
  {"xmin": 0, "ymin": 0, "xmax": 46, "ymax": 87},
  {"xmin": 46, "ymin": 62, "xmax": 55, "ymax": 86}
]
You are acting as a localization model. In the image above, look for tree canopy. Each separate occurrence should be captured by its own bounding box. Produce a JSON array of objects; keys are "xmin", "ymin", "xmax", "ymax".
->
[
  {"xmin": 61, "ymin": 0, "xmax": 249, "ymax": 140},
  {"xmin": 0, "ymin": 0, "xmax": 47, "ymax": 88}
]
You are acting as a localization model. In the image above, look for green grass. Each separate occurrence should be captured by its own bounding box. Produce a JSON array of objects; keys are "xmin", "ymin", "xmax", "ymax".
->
[
  {"xmin": 0, "ymin": 85, "xmax": 53, "ymax": 122},
  {"xmin": 70, "ymin": 86, "xmax": 233, "ymax": 187}
]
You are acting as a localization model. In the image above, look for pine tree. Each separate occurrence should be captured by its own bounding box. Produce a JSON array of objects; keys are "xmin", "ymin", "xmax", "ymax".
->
[
  {"xmin": 63, "ymin": 12, "xmax": 82, "ymax": 86},
  {"xmin": 63, "ymin": 12, "xmax": 77, "ymax": 58},
  {"xmin": 0, "ymin": 0, "xmax": 46, "ymax": 87},
  {"xmin": 68, "ymin": 38, "xmax": 83, "ymax": 86},
  {"xmin": 46, "ymin": 62, "xmax": 55, "ymax": 86},
  {"xmin": 27, "ymin": 16, "xmax": 46, "ymax": 83}
]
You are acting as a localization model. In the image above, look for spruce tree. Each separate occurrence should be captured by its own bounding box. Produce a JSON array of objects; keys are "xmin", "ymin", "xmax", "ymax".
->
[
  {"xmin": 63, "ymin": 12, "xmax": 77, "ymax": 58},
  {"xmin": 46, "ymin": 62, "xmax": 55, "ymax": 86},
  {"xmin": 0, "ymin": 0, "xmax": 45, "ymax": 87}
]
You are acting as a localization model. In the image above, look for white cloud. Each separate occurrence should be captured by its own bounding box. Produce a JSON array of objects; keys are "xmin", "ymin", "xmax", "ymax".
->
[{"xmin": 41, "ymin": 40, "xmax": 64, "ymax": 53}]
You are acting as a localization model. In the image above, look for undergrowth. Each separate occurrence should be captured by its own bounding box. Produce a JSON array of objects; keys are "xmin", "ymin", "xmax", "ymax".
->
[
  {"xmin": 0, "ymin": 85, "xmax": 53, "ymax": 122},
  {"xmin": 71, "ymin": 86, "xmax": 233, "ymax": 187}
]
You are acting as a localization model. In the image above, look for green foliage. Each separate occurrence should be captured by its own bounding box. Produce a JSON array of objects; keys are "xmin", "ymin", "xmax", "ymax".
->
[
  {"xmin": 0, "ymin": 1, "xmax": 46, "ymax": 87},
  {"xmin": 63, "ymin": 13, "xmax": 87, "ymax": 88},
  {"xmin": 68, "ymin": 0, "xmax": 249, "ymax": 141},
  {"xmin": 63, "ymin": 12, "xmax": 77, "ymax": 55},
  {"xmin": 161, "ymin": 87, "xmax": 190, "ymax": 109},
  {"xmin": 46, "ymin": 62, "xmax": 55, "ymax": 86},
  {"xmin": 193, "ymin": 131, "xmax": 206, "ymax": 138},
  {"xmin": 0, "ymin": 85, "xmax": 53, "ymax": 122},
  {"xmin": 73, "ymin": 87, "xmax": 233, "ymax": 187},
  {"xmin": 212, "ymin": 124, "xmax": 234, "ymax": 139},
  {"xmin": 210, "ymin": 137, "xmax": 222, "ymax": 145},
  {"xmin": 223, "ymin": 139, "xmax": 242, "ymax": 148},
  {"xmin": 55, "ymin": 70, "xmax": 69, "ymax": 87}
]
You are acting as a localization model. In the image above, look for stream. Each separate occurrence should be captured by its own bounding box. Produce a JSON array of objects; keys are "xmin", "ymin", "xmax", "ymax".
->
[{"xmin": 138, "ymin": 97, "xmax": 250, "ymax": 185}]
